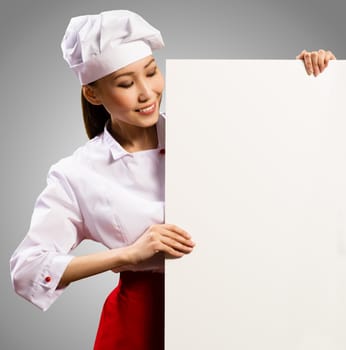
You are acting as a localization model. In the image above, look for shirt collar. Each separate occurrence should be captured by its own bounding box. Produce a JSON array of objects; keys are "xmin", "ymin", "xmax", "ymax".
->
[
  {"xmin": 101, "ymin": 114, "xmax": 166, "ymax": 162},
  {"xmin": 102, "ymin": 121, "xmax": 130, "ymax": 162}
]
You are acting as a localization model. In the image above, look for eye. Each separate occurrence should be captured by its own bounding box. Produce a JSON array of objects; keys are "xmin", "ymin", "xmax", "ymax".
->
[
  {"xmin": 118, "ymin": 81, "xmax": 134, "ymax": 89},
  {"xmin": 147, "ymin": 67, "xmax": 157, "ymax": 77}
]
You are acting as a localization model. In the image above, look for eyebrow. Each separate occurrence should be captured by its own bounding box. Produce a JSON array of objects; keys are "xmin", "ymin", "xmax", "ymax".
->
[{"xmin": 112, "ymin": 58, "xmax": 156, "ymax": 80}]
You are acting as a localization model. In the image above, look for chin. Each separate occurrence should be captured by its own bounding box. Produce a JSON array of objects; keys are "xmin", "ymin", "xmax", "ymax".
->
[{"xmin": 139, "ymin": 111, "xmax": 160, "ymax": 128}]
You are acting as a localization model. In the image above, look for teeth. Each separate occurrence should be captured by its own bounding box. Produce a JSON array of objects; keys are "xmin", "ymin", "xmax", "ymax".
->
[{"xmin": 139, "ymin": 104, "xmax": 155, "ymax": 112}]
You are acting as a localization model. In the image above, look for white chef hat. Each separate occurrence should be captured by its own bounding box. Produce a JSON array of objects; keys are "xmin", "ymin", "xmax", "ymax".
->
[{"xmin": 61, "ymin": 10, "xmax": 164, "ymax": 85}]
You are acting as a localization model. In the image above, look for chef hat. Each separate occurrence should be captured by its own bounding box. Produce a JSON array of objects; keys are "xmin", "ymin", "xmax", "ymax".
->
[{"xmin": 61, "ymin": 10, "xmax": 164, "ymax": 85}]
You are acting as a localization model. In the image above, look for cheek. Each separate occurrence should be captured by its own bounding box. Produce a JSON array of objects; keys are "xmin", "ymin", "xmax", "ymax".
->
[
  {"xmin": 108, "ymin": 92, "xmax": 136, "ymax": 111},
  {"xmin": 151, "ymin": 69, "xmax": 164, "ymax": 93},
  {"xmin": 154, "ymin": 76, "xmax": 165, "ymax": 94}
]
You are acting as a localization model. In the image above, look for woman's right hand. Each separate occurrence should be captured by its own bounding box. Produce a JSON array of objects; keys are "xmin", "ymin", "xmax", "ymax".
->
[
  {"xmin": 126, "ymin": 224, "xmax": 195, "ymax": 265},
  {"xmin": 296, "ymin": 49, "xmax": 336, "ymax": 76}
]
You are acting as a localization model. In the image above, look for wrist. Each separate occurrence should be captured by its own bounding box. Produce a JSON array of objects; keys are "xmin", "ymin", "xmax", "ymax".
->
[{"xmin": 117, "ymin": 245, "xmax": 138, "ymax": 266}]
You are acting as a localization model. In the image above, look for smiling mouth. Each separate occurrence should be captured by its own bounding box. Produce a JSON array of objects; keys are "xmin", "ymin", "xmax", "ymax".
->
[{"xmin": 136, "ymin": 103, "xmax": 156, "ymax": 113}]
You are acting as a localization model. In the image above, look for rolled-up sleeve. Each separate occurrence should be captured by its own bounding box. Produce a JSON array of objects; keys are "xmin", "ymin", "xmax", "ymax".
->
[{"xmin": 10, "ymin": 163, "xmax": 85, "ymax": 311}]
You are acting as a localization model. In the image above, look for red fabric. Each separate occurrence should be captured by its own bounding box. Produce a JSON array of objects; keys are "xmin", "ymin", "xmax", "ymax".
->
[{"xmin": 93, "ymin": 271, "xmax": 164, "ymax": 350}]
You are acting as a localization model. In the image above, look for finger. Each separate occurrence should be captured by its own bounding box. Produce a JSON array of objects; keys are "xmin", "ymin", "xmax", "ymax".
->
[
  {"xmin": 160, "ymin": 228, "xmax": 192, "ymax": 242},
  {"xmin": 310, "ymin": 51, "xmax": 320, "ymax": 76},
  {"xmin": 328, "ymin": 51, "xmax": 336, "ymax": 60},
  {"xmin": 158, "ymin": 240, "xmax": 186, "ymax": 258},
  {"xmin": 162, "ymin": 236, "xmax": 194, "ymax": 255},
  {"xmin": 160, "ymin": 228, "xmax": 195, "ymax": 247},
  {"xmin": 303, "ymin": 52, "xmax": 313, "ymax": 75},
  {"xmin": 296, "ymin": 49, "xmax": 307, "ymax": 60},
  {"xmin": 165, "ymin": 252, "xmax": 185, "ymax": 260},
  {"xmin": 149, "ymin": 225, "xmax": 192, "ymax": 243},
  {"xmin": 147, "ymin": 223, "xmax": 189, "ymax": 239},
  {"xmin": 317, "ymin": 49, "xmax": 327, "ymax": 72},
  {"xmin": 146, "ymin": 228, "xmax": 194, "ymax": 254},
  {"xmin": 161, "ymin": 224, "xmax": 191, "ymax": 239},
  {"xmin": 324, "ymin": 50, "xmax": 336, "ymax": 67}
]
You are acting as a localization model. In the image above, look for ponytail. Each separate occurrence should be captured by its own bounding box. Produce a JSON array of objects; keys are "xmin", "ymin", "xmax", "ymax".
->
[{"xmin": 81, "ymin": 89, "xmax": 110, "ymax": 139}]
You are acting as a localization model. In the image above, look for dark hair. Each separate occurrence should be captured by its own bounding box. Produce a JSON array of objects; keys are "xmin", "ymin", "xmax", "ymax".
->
[{"xmin": 81, "ymin": 87, "xmax": 110, "ymax": 139}]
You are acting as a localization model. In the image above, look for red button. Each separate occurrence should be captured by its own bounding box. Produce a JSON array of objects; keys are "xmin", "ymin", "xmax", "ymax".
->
[
  {"xmin": 45, "ymin": 276, "xmax": 52, "ymax": 283},
  {"xmin": 159, "ymin": 149, "xmax": 165, "ymax": 155}
]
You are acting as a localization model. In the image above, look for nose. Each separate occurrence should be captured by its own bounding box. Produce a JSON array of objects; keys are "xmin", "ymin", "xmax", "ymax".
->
[{"xmin": 137, "ymin": 80, "xmax": 152, "ymax": 103}]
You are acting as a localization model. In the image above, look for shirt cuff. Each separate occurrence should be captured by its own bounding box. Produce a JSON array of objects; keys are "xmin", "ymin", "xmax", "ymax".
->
[{"xmin": 31, "ymin": 254, "xmax": 74, "ymax": 311}]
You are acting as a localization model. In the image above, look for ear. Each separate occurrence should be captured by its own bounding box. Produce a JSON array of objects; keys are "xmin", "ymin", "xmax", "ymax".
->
[{"xmin": 82, "ymin": 85, "xmax": 102, "ymax": 105}]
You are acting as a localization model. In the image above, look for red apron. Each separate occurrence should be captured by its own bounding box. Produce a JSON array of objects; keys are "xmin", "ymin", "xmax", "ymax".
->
[{"xmin": 93, "ymin": 271, "xmax": 164, "ymax": 350}]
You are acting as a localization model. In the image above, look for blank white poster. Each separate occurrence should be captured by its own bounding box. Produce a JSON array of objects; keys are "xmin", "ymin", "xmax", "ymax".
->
[{"xmin": 165, "ymin": 60, "xmax": 346, "ymax": 350}]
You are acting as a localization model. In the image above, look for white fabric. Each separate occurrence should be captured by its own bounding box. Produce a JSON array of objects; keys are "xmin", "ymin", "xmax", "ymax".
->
[
  {"xmin": 61, "ymin": 10, "xmax": 164, "ymax": 85},
  {"xmin": 10, "ymin": 115, "xmax": 166, "ymax": 311}
]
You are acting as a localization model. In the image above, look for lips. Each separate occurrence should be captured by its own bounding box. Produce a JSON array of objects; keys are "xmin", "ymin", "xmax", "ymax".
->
[{"xmin": 136, "ymin": 103, "xmax": 156, "ymax": 114}]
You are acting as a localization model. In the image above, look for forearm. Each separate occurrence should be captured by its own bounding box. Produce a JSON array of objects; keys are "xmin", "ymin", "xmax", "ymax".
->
[
  {"xmin": 58, "ymin": 246, "xmax": 132, "ymax": 288},
  {"xmin": 58, "ymin": 223, "xmax": 195, "ymax": 288}
]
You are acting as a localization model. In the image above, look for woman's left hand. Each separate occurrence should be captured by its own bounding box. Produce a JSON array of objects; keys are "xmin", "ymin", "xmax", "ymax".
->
[{"xmin": 296, "ymin": 49, "xmax": 336, "ymax": 76}]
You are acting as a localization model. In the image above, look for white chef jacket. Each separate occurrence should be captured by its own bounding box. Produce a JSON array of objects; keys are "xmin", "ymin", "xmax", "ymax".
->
[{"xmin": 10, "ymin": 114, "xmax": 166, "ymax": 311}]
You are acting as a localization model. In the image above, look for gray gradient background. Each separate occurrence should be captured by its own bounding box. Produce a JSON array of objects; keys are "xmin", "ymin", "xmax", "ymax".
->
[{"xmin": 1, "ymin": 0, "xmax": 345, "ymax": 348}]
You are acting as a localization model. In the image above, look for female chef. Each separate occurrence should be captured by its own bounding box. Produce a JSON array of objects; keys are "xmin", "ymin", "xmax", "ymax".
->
[{"xmin": 9, "ymin": 9, "xmax": 335, "ymax": 350}]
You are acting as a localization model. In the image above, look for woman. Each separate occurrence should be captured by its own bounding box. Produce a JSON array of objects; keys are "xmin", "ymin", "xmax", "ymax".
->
[{"xmin": 9, "ymin": 9, "xmax": 335, "ymax": 350}]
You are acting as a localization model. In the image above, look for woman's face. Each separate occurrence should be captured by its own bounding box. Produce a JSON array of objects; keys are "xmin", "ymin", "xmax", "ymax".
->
[{"xmin": 89, "ymin": 55, "xmax": 164, "ymax": 129}]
